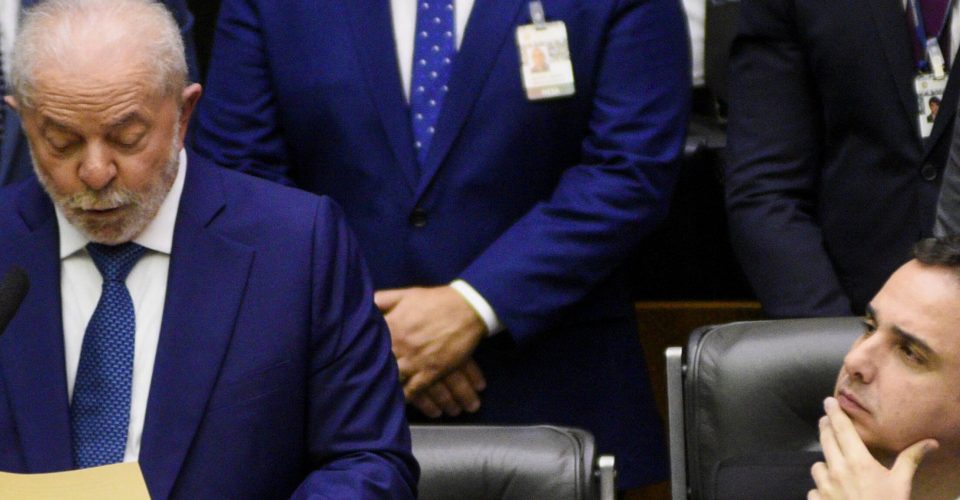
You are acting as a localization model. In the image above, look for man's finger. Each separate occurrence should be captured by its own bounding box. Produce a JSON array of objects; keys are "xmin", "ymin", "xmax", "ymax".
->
[
  {"xmin": 396, "ymin": 356, "xmax": 415, "ymax": 384},
  {"xmin": 461, "ymin": 359, "xmax": 486, "ymax": 391},
  {"xmin": 809, "ymin": 462, "xmax": 836, "ymax": 499},
  {"xmin": 807, "ymin": 489, "xmax": 823, "ymax": 500},
  {"xmin": 891, "ymin": 439, "xmax": 938, "ymax": 484},
  {"xmin": 426, "ymin": 383, "xmax": 462, "ymax": 417},
  {"xmin": 824, "ymin": 397, "xmax": 870, "ymax": 457},
  {"xmin": 818, "ymin": 416, "xmax": 843, "ymax": 467},
  {"xmin": 403, "ymin": 370, "xmax": 439, "ymax": 399},
  {"xmin": 410, "ymin": 394, "xmax": 442, "ymax": 419},
  {"xmin": 443, "ymin": 369, "xmax": 481, "ymax": 413},
  {"xmin": 374, "ymin": 288, "xmax": 407, "ymax": 312}
]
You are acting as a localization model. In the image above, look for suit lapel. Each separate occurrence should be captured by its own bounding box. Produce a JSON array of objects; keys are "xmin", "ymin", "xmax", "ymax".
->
[
  {"xmin": 345, "ymin": 0, "xmax": 419, "ymax": 194},
  {"xmin": 416, "ymin": 0, "xmax": 526, "ymax": 200},
  {"xmin": 138, "ymin": 160, "xmax": 254, "ymax": 499},
  {"xmin": 868, "ymin": 0, "xmax": 924, "ymax": 140},
  {"xmin": 0, "ymin": 183, "xmax": 73, "ymax": 472}
]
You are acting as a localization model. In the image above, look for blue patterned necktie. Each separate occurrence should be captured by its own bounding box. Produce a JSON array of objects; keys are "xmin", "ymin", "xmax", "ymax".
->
[
  {"xmin": 410, "ymin": 0, "xmax": 456, "ymax": 168},
  {"xmin": 71, "ymin": 242, "xmax": 146, "ymax": 468}
]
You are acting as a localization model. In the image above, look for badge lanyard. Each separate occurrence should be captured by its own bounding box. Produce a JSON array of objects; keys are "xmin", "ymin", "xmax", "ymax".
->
[
  {"xmin": 529, "ymin": 0, "xmax": 546, "ymax": 28},
  {"xmin": 515, "ymin": 0, "xmax": 576, "ymax": 100},
  {"xmin": 909, "ymin": 0, "xmax": 955, "ymax": 78}
]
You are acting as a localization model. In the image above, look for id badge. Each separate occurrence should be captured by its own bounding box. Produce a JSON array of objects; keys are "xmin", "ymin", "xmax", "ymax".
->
[
  {"xmin": 516, "ymin": 21, "xmax": 575, "ymax": 100},
  {"xmin": 915, "ymin": 73, "xmax": 948, "ymax": 138}
]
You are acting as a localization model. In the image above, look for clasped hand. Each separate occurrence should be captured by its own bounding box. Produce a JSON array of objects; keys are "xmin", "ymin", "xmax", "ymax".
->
[{"xmin": 375, "ymin": 285, "xmax": 488, "ymax": 416}]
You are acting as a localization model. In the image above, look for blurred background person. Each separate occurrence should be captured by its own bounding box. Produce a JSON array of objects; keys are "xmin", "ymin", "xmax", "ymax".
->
[{"xmin": 725, "ymin": 0, "xmax": 960, "ymax": 318}]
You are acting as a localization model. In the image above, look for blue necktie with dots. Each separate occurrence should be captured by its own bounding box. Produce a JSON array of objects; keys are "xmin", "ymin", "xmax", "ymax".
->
[
  {"xmin": 410, "ymin": 0, "xmax": 455, "ymax": 168},
  {"xmin": 71, "ymin": 242, "xmax": 146, "ymax": 468}
]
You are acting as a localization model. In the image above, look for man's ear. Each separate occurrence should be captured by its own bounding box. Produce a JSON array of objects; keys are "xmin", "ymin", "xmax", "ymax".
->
[
  {"xmin": 177, "ymin": 83, "xmax": 202, "ymax": 146},
  {"xmin": 4, "ymin": 95, "xmax": 20, "ymax": 113}
]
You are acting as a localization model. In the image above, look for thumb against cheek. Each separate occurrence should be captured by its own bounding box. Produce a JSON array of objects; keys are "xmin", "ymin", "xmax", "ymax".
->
[{"xmin": 892, "ymin": 439, "xmax": 938, "ymax": 482}]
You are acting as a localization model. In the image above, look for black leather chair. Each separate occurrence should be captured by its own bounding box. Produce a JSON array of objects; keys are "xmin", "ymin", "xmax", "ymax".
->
[
  {"xmin": 410, "ymin": 425, "xmax": 615, "ymax": 500},
  {"xmin": 665, "ymin": 319, "xmax": 862, "ymax": 500}
]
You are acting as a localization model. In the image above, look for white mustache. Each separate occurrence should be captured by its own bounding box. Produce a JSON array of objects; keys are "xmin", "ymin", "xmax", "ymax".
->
[{"xmin": 63, "ymin": 187, "xmax": 140, "ymax": 211}]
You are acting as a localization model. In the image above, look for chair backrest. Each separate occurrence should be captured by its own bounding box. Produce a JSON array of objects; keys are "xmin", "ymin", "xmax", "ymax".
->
[
  {"xmin": 410, "ymin": 425, "xmax": 613, "ymax": 500},
  {"xmin": 666, "ymin": 318, "xmax": 862, "ymax": 499}
]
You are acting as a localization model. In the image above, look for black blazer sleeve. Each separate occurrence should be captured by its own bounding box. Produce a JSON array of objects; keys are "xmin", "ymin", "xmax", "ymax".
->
[{"xmin": 724, "ymin": 0, "xmax": 853, "ymax": 317}]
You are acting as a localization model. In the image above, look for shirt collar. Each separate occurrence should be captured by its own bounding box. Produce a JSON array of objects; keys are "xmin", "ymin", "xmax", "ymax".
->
[{"xmin": 56, "ymin": 149, "xmax": 188, "ymax": 259}]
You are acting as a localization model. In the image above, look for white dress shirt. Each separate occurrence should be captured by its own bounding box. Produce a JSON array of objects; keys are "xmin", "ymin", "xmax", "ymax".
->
[
  {"xmin": 58, "ymin": 149, "xmax": 187, "ymax": 463},
  {"xmin": 390, "ymin": 0, "xmax": 504, "ymax": 335},
  {"xmin": 682, "ymin": 0, "xmax": 705, "ymax": 87}
]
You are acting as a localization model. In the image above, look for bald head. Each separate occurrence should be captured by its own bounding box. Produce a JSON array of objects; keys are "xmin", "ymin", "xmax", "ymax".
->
[{"xmin": 9, "ymin": 0, "xmax": 187, "ymax": 109}]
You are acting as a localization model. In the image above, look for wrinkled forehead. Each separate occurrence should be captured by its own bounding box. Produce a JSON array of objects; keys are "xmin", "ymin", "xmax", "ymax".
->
[{"xmin": 27, "ymin": 64, "xmax": 162, "ymax": 122}]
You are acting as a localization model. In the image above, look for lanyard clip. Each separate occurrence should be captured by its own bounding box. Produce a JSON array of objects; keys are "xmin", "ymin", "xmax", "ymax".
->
[
  {"xmin": 529, "ymin": 1, "xmax": 547, "ymax": 28},
  {"xmin": 927, "ymin": 38, "xmax": 948, "ymax": 79}
]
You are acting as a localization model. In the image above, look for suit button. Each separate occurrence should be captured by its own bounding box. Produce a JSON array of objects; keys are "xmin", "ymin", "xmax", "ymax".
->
[
  {"xmin": 409, "ymin": 207, "xmax": 428, "ymax": 228},
  {"xmin": 921, "ymin": 163, "xmax": 938, "ymax": 181}
]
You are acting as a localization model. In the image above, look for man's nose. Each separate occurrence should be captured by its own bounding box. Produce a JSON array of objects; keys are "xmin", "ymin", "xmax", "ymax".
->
[
  {"xmin": 841, "ymin": 333, "xmax": 881, "ymax": 383},
  {"xmin": 77, "ymin": 143, "xmax": 117, "ymax": 191}
]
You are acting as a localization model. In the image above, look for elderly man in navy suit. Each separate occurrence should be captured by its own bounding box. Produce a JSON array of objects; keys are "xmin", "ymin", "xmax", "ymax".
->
[
  {"xmin": 0, "ymin": 0, "xmax": 198, "ymax": 187},
  {"xmin": 0, "ymin": 1, "xmax": 417, "ymax": 497}
]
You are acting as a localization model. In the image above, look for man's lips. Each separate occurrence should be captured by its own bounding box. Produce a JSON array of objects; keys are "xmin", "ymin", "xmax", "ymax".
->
[
  {"xmin": 837, "ymin": 389, "xmax": 870, "ymax": 415},
  {"xmin": 78, "ymin": 205, "xmax": 123, "ymax": 215}
]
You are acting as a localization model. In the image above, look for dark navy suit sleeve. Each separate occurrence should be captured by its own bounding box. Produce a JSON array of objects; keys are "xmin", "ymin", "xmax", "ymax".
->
[
  {"xmin": 459, "ymin": 0, "xmax": 690, "ymax": 343},
  {"xmin": 291, "ymin": 198, "xmax": 418, "ymax": 499},
  {"xmin": 187, "ymin": 0, "xmax": 295, "ymax": 185},
  {"xmin": 724, "ymin": 0, "xmax": 853, "ymax": 317}
]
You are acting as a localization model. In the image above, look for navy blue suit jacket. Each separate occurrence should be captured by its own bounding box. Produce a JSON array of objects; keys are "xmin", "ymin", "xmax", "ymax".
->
[
  {"xmin": 0, "ymin": 0, "xmax": 199, "ymax": 187},
  {"xmin": 725, "ymin": 0, "xmax": 960, "ymax": 317},
  {"xmin": 191, "ymin": 0, "xmax": 690, "ymax": 487},
  {"xmin": 0, "ymin": 155, "xmax": 418, "ymax": 499}
]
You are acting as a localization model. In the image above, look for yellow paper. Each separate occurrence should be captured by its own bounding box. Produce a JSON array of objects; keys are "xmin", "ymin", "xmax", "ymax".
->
[{"xmin": 0, "ymin": 462, "xmax": 150, "ymax": 499}]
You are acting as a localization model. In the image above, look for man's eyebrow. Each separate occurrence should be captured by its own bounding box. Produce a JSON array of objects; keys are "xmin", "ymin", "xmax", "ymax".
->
[
  {"xmin": 38, "ymin": 116, "xmax": 77, "ymax": 134},
  {"xmin": 104, "ymin": 111, "xmax": 149, "ymax": 130}
]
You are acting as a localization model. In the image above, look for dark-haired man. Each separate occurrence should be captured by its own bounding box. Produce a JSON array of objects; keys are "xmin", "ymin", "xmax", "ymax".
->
[
  {"xmin": 718, "ymin": 236, "xmax": 960, "ymax": 499},
  {"xmin": 807, "ymin": 236, "xmax": 960, "ymax": 499}
]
